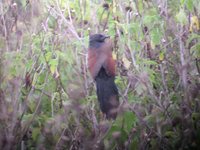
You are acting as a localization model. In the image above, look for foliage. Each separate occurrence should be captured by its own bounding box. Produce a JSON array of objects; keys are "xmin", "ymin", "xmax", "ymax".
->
[{"xmin": 0, "ymin": 0, "xmax": 200, "ymax": 149}]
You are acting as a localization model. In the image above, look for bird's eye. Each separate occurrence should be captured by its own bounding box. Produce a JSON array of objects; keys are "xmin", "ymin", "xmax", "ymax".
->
[{"xmin": 98, "ymin": 35, "xmax": 106, "ymax": 42}]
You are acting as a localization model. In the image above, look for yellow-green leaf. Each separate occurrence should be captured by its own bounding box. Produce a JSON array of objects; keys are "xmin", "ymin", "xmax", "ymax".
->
[{"xmin": 159, "ymin": 52, "xmax": 164, "ymax": 61}]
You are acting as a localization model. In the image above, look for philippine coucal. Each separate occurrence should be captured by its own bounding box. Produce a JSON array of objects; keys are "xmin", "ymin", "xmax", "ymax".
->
[{"xmin": 88, "ymin": 34, "xmax": 119, "ymax": 119}]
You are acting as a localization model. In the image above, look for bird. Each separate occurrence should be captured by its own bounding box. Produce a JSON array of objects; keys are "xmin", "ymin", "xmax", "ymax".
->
[{"xmin": 88, "ymin": 34, "xmax": 119, "ymax": 119}]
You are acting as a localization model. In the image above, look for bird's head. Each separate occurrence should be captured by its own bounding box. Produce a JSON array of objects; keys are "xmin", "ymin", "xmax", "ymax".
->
[{"xmin": 89, "ymin": 34, "xmax": 110, "ymax": 48}]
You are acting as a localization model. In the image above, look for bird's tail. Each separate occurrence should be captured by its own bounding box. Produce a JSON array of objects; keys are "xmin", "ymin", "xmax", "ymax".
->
[{"xmin": 95, "ymin": 67, "xmax": 119, "ymax": 119}]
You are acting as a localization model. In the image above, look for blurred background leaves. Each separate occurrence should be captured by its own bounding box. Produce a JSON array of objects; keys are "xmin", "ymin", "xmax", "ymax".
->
[{"xmin": 0, "ymin": 0, "xmax": 200, "ymax": 149}]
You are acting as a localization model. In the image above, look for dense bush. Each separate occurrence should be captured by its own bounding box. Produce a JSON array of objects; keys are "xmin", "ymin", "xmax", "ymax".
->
[{"xmin": 0, "ymin": 0, "xmax": 200, "ymax": 149}]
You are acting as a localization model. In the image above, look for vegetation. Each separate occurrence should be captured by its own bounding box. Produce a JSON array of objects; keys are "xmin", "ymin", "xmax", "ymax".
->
[{"xmin": 0, "ymin": 0, "xmax": 200, "ymax": 149}]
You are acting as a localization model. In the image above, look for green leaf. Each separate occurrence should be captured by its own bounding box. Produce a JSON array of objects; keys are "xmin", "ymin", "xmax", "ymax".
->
[
  {"xmin": 49, "ymin": 59, "xmax": 58, "ymax": 66},
  {"xmin": 106, "ymin": 124, "xmax": 121, "ymax": 139},
  {"xmin": 186, "ymin": 33, "xmax": 200, "ymax": 47},
  {"xmin": 159, "ymin": 52, "xmax": 164, "ymax": 61},
  {"xmin": 176, "ymin": 9, "xmax": 187, "ymax": 25},
  {"xmin": 135, "ymin": 83, "xmax": 147, "ymax": 95},
  {"xmin": 192, "ymin": 113, "xmax": 200, "ymax": 121},
  {"xmin": 186, "ymin": 0, "xmax": 193, "ymax": 11},
  {"xmin": 26, "ymin": 59, "xmax": 33, "ymax": 71},
  {"xmin": 45, "ymin": 52, "xmax": 52, "ymax": 62},
  {"xmin": 22, "ymin": 114, "xmax": 33, "ymax": 122},
  {"xmin": 50, "ymin": 65, "xmax": 56, "ymax": 74},
  {"xmin": 191, "ymin": 43, "xmax": 200, "ymax": 58},
  {"xmin": 164, "ymin": 131, "xmax": 176, "ymax": 138},
  {"xmin": 10, "ymin": 67, "xmax": 17, "ymax": 76},
  {"xmin": 180, "ymin": 0, "xmax": 186, "ymax": 5},
  {"xmin": 129, "ymin": 137, "xmax": 139, "ymax": 150},
  {"xmin": 150, "ymin": 28, "xmax": 161, "ymax": 45},
  {"xmin": 123, "ymin": 111, "xmax": 136, "ymax": 132},
  {"xmin": 142, "ymin": 59, "xmax": 158, "ymax": 66},
  {"xmin": 32, "ymin": 128, "xmax": 41, "ymax": 141},
  {"xmin": 21, "ymin": 0, "xmax": 27, "ymax": 7},
  {"xmin": 138, "ymin": 0, "xmax": 143, "ymax": 12},
  {"xmin": 28, "ymin": 100, "xmax": 36, "ymax": 113},
  {"xmin": 143, "ymin": 15, "xmax": 158, "ymax": 25}
]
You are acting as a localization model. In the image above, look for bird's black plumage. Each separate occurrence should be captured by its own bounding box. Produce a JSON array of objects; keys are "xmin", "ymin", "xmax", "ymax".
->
[{"xmin": 95, "ymin": 67, "xmax": 119, "ymax": 119}]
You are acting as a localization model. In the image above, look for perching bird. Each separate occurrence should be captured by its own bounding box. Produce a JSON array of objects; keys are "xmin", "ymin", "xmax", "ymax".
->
[{"xmin": 88, "ymin": 34, "xmax": 119, "ymax": 119}]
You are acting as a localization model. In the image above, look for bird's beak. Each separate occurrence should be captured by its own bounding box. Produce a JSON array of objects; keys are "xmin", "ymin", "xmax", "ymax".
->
[
  {"xmin": 104, "ymin": 35, "xmax": 110, "ymax": 39},
  {"xmin": 103, "ymin": 35, "xmax": 110, "ymax": 42}
]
